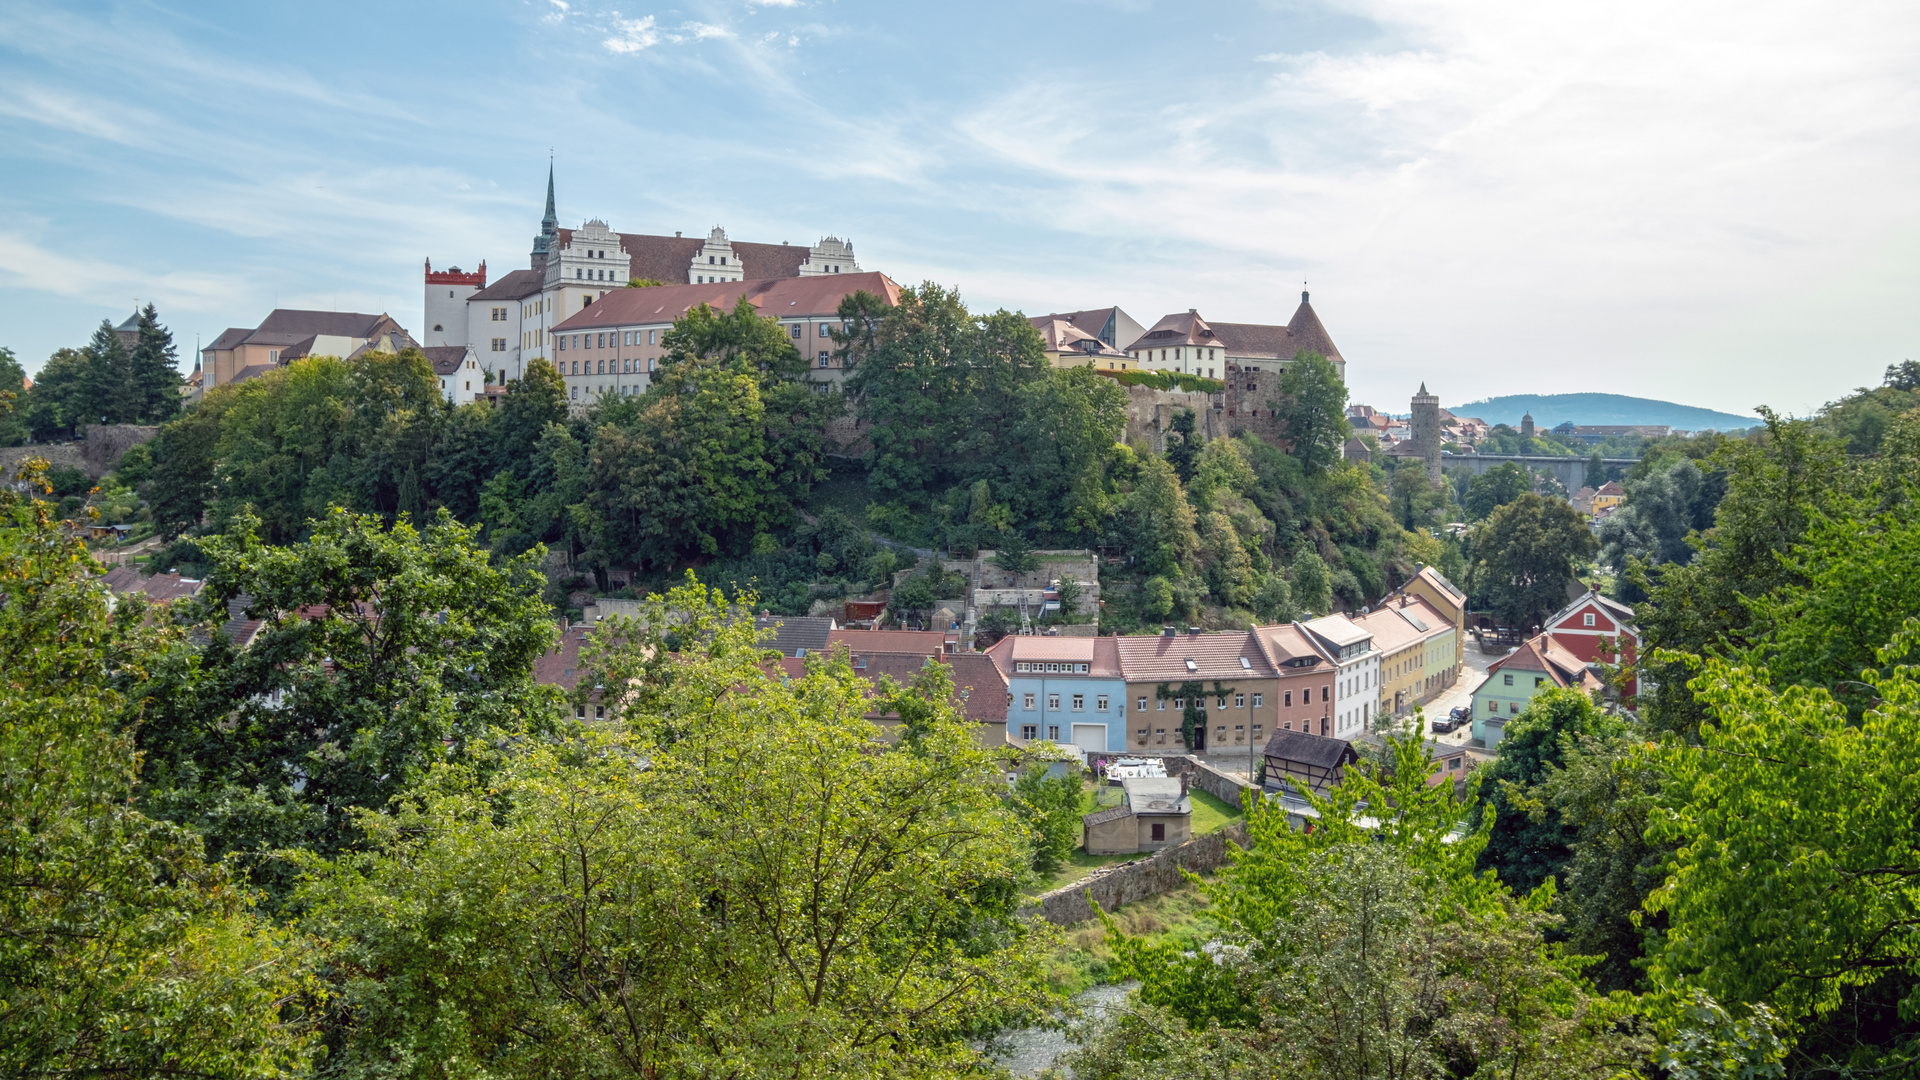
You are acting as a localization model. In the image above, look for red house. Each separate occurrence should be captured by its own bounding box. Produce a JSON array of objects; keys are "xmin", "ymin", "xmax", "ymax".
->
[{"xmin": 1542, "ymin": 588, "xmax": 1640, "ymax": 696}]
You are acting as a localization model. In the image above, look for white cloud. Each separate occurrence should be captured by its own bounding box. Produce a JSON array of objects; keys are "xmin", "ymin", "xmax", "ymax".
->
[
  {"xmin": 0, "ymin": 231, "xmax": 245, "ymax": 312},
  {"xmin": 604, "ymin": 14, "xmax": 660, "ymax": 52},
  {"xmin": 749, "ymin": 0, "xmax": 801, "ymax": 7},
  {"xmin": 544, "ymin": 0, "xmax": 571, "ymax": 22}
]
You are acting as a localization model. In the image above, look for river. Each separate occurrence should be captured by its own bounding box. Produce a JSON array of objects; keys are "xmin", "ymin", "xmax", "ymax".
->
[{"xmin": 982, "ymin": 980, "xmax": 1137, "ymax": 1077}]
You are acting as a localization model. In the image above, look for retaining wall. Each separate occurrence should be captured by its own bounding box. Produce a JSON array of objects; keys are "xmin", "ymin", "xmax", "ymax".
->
[
  {"xmin": 1022, "ymin": 821, "xmax": 1250, "ymax": 926},
  {"xmin": 82, "ymin": 424, "xmax": 160, "ymax": 477}
]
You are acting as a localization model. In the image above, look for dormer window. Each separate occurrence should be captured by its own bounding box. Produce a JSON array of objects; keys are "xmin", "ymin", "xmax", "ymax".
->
[{"xmin": 1185, "ymin": 658, "xmax": 1198, "ymax": 673}]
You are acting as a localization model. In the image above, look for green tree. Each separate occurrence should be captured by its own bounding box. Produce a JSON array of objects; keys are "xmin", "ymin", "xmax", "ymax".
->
[
  {"xmin": 1012, "ymin": 763, "xmax": 1084, "ymax": 873},
  {"xmin": 0, "ymin": 464, "xmax": 317, "ymax": 1077},
  {"xmin": 1474, "ymin": 688, "xmax": 1625, "ymax": 895},
  {"xmin": 22, "ymin": 346, "xmax": 92, "ymax": 440},
  {"xmin": 1473, "ymin": 493, "xmax": 1597, "ymax": 628},
  {"xmin": 1124, "ymin": 455, "xmax": 1199, "ymax": 577},
  {"xmin": 144, "ymin": 398, "xmax": 223, "ymax": 539},
  {"xmin": 299, "ymin": 578, "xmax": 1052, "ymax": 1078},
  {"xmin": 0, "ymin": 345, "xmax": 25, "ymax": 446},
  {"xmin": 1291, "ymin": 549, "xmax": 1332, "ymax": 615},
  {"xmin": 83, "ymin": 317, "xmax": 138, "ymax": 424},
  {"xmin": 1253, "ymin": 571, "xmax": 1296, "ymax": 624},
  {"xmin": 1646, "ymin": 641, "xmax": 1920, "ymax": 1074},
  {"xmin": 1585, "ymin": 452, "xmax": 1607, "ymax": 490},
  {"xmin": 1273, "ymin": 351, "xmax": 1349, "ymax": 473},
  {"xmin": 1465, "ymin": 461, "xmax": 1533, "ymax": 520},
  {"xmin": 130, "ymin": 302, "xmax": 182, "ymax": 422},
  {"xmin": 1164, "ymin": 408, "xmax": 1200, "ymax": 482},
  {"xmin": 136, "ymin": 508, "xmax": 559, "ymax": 892}
]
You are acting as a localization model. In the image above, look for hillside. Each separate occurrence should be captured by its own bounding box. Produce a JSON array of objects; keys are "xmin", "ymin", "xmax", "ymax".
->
[{"xmin": 1454, "ymin": 392, "xmax": 1758, "ymax": 431}]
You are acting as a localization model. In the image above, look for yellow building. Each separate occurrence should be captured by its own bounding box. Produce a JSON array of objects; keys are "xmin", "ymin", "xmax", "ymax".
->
[
  {"xmin": 1404, "ymin": 565, "xmax": 1468, "ymax": 667},
  {"xmin": 1591, "ymin": 480, "xmax": 1625, "ymax": 515},
  {"xmin": 1356, "ymin": 593, "xmax": 1462, "ymax": 720}
]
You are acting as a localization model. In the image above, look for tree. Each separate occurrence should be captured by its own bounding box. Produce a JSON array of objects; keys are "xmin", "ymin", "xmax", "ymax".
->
[
  {"xmin": 21, "ymin": 347, "xmax": 91, "ymax": 440},
  {"xmin": 1012, "ymin": 763, "xmax": 1084, "ymax": 873},
  {"xmin": 1886, "ymin": 359, "xmax": 1920, "ymax": 391},
  {"xmin": 1273, "ymin": 351, "xmax": 1349, "ymax": 473},
  {"xmin": 1474, "ymin": 688, "xmax": 1625, "ymax": 895},
  {"xmin": 1585, "ymin": 451, "xmax": 1607, "ymax": 490},
  {"xmin": 1646, "ymin": 643, "xmax": 1920, "ymax": 1073},
  {"xmin": 1254, "ymin": 571, "xmax": 1296, "ymax": 624},
  {"xmin": 298, "ymin": 579, "xmax": 1052, "ymax": 1077},
  {"xmin": 130, "ymin": 302, "xmax": 182, "ymax": 422},
  {"xmin": 1465, "ymin": 461, "xmax": 1533, "ymax": 520},
  {"xmin": 1599, "ymin": 457, "xmax": 1721, "ymax": 576},
  {"xmin": 1164, "ymin": 408, "xmax": 1200, "ymax": 482},
  {"xmin": 1124, "ymin": 455, "xmax": 1199, "ymax": 577},
  {"xmin": 0, "ymin": 346, "xmax": 25, "ymax": 446},
  {"xmin": 0, "ymin": 463, "xmax": 316, "ymax": 1077},
  {"xmin": 136, "ymin": 508, "xmax": 560, "ymax": 894},
  {"xmin": 82, "ymin": 318, "xmax": 138, "ymax": 424},
  {"xmin": 1291, "ymin": 549, "xmax": 1332, "ymax": 615},
  {"xmin": 1473, "ymin": 493, "xmax": 1596, "ymax": 628},
  {"xmin": 144, "ymin": 399, "xmax": 223, "ymax": 539}
]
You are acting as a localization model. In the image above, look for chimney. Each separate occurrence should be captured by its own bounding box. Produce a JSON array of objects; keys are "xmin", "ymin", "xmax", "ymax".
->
[
  {"xmin": 1163, "ymin": 625, "xmax": 1176, "ymax": 638},
  {"xmin": 1189, "ymin": 626, "xmax": 1201, "ymax": 635},
  {"xmin": 1179, "ymin": 774, "xmax": 1188, "ymax": 799}
]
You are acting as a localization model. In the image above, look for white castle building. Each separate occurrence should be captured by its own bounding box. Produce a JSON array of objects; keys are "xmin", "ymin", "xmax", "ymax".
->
[{"xmin": 425, "ymin": 168, "xmax": 863, "ymax": 381}]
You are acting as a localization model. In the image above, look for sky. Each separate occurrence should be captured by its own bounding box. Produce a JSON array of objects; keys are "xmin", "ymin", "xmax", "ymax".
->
[{"xmin": 1, "ymin": 0, "xmax": 1916, "ymax": 417}]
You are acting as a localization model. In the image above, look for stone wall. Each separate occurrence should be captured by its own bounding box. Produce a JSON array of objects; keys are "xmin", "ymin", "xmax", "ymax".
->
[
  {"xmin": 82, "ymin": 424, "xmax": 160, "ymax": 477},
  {"xmin": 1172, "ymin": 755, "xmax": 1258, "ymax": 809},
  {"xmin": 1118, "ymin": 369, "xmax": 1291, "ymax": 453},
  {"xmin": 1022, "ymin": 821, "xmax": 1250, "ymax": 926},
  {"xmin": 0, "ymin": 442, "xmax": 88, "ymax": 483}
]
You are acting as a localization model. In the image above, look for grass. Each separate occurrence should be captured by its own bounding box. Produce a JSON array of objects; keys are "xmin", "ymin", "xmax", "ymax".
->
[
  {"xmin": 1038, "ymin": 880, "xmax": 1217, "ymax": 996},
  {"xmin": 1188, "ymin": 788, "xmax": 1246, "ymax": 836},
  {"xmin": 1029, "ymin": 849, "xmax": 1142, "ymax": 897}
]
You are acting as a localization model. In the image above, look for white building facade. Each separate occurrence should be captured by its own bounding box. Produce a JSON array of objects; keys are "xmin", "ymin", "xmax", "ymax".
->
[{"xmin": 1301, "ymin": 614, "xmax": 1381, "ymax": 740}]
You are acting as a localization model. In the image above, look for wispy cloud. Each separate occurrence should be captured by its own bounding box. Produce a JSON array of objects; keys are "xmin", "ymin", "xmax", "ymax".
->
[{"xmin": 604, "ymin": 14, "xmax": 659, "ymax": 51}]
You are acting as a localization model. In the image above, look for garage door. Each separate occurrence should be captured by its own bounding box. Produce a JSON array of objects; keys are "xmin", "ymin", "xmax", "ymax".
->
[{"xmin": 1072, "ymin": 724, "xmax": 1107, "ymax": 754}]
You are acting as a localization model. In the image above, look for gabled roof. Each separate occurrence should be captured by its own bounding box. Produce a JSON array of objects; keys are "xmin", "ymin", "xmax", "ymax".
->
[
  {"xmin": 422, "ymin": 346, "xmax": 469, "ymax": 376},
  {"xmin": 1414, "ymin": 565, "xmax": 1466, "ymax": 605},
  {"xmin": 468, "ymin": 268, "xmax": 544, "ymax": 301},
  {"xmin": 755, "ymin": 615, "xmax": 836, "ymax": 656},
  {"xmin": 205, "ymin": 327, "xmax": 252, "ymax": 352},
  {"xmin": 1486, "ymin": 632, "xmax": 1597, "ymax": 690},
  {"xmin": 828, "ymin": 629, "xmax": 954, "ymax": 655},
  {"xmin": 1595, "ymin": 481, "xmax": 1625, "ymax": 496},
  {"xmin": 1353, "ymin": 603, "xmax": 1424, "ymax": 654},
  {"xmin": 1082, "ymin": 805, "xmax": 1134, "ymax": 827},
  {"xmin": 554, "ymin": 272, "xmax": 901, "ymax": 332},
  {"xmin": 1132, "ymin": 310, "xmax": 1218, "ymax": 350},
  {"xmin": 1544, "ymin": 589, "xmax": 1639, "ymax": 635},
  {"xmin": 1030, "ymin": 316, "xmax": 1129, "ymax": 359},
  {"xmin": 1038, "ymin": 307, "xmax": 1136, "ymax": 349},
  {"xmin": 1207, "ymin": 293, "xmax": 1345, "ymax": 366},
  {"xmin": 1114, "ymin": 630, "xmax": 1275, "ymax": 682},
  {"xmin": 551, "ymin": 228, "xmax": 816, "ymax": 286},
  {"xmin": 1254, "ymin": 623, "xmax": 1332, "ymax": 669},
  {"xmin": 253, "ymin": 309, "xmax": 399, "ymax": 340},
  {"xmin": 1262, "ymin": 728, "xmax": 1358, "ymax": 769},
  {"xmin": 534, "ymin": 624, "xmax": 593, "ymax": 689}
]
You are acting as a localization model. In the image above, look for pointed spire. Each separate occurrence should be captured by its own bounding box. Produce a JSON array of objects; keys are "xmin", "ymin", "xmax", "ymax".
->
[
  {"xmin": 542, "ymin": 161, "xmax": 557, "ymax": 229},
  {"xmin": 531, "ymin": 161, "xmax": 560, "ymax": 263},
  {"xmin": 1418, "ymin": 382, "xmax": 1428, "ymax": 395}
]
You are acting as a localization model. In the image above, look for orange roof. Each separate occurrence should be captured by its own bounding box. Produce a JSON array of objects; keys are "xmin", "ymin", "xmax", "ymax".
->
[{"xmin": 554, "ymin": 271, "xmax": 900, "ymax": 332}]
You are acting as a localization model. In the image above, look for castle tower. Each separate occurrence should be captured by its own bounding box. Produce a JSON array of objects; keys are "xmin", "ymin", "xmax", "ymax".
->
[
  {"xmin": 1410, "ymin": 382, "xmax": 1442, "ymax": 482},
  {"xmin": 1520, "ymin": 412, "xmax": 1535, "ymax": 440},
  {"xmin": 424, "ymin": 259, "xmax": 486, "ymax": 347}
]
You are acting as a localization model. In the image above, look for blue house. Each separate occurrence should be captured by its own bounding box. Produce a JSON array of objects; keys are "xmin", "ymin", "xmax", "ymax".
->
[{"xmin": 984, "ymin": 634, "xmax": 1129, "ymax": 755}]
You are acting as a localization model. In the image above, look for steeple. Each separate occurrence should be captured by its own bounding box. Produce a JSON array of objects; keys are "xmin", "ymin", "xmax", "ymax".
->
[{"xmin": 531, "ymin": 162, "xmax": 560, "ymax": 266}]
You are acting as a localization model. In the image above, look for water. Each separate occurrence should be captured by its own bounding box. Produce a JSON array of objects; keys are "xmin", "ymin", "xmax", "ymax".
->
[{"xmin": 983, "ymin": 980, "xmax": 1137, "ymax": 1077}]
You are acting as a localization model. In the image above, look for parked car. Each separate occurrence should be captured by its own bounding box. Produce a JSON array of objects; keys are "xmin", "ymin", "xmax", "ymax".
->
[
  {"xmin": 1431, "ymin": 716, "xmax": 1458, "ymax": 734},
  {"xmin": 1449, "ymin": 706, "xmax": 1470, "ymax": 721}
]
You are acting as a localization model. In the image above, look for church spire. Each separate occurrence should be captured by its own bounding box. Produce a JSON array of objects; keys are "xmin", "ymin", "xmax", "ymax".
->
[{"xmin": 531, "ymin": 161, "xmax": 560, "ymax": 265}]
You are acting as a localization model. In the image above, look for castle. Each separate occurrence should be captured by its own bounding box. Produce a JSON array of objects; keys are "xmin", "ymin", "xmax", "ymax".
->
[{"xmin": 424, "ymin": 167, "xmax": 864, "ymax": 382}]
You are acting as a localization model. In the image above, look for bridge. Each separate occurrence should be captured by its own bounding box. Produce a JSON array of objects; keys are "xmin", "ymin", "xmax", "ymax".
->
[{"xmin": 1439, "ymin": 452, "xmax": 1638, "ymax": 492}]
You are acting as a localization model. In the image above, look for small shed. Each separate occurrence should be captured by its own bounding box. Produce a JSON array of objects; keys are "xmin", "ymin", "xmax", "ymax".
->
[
  {"xmin": 1261, "ymin": 729, "xmax": 1359, "ymax": 796},
  {"xmin": 1082, "ymin": 776, "xmax": 1193, "ymax": 855}
]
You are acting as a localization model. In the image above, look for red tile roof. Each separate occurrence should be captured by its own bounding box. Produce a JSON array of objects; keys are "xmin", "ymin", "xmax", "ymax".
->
[
  {"xmin": 1487, "ymin": 633, "xmax": 1596, "ymax": 690},
  {"xmin": 1115, "ymin": 631, "xmax": 1275, "ymax": 682},
  {"xmin": 828, "ymin": 629, "xmax": 955, "ymax": 655}
]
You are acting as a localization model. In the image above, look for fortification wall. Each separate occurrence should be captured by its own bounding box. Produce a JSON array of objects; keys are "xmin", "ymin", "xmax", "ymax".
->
[
  {"xmin": 1022, "ymin": 821, "xmax": 1250, "ymax": 926},
  {"xmin": 83, "ymin": 425, "xmax": 160, "ymax": 477}
]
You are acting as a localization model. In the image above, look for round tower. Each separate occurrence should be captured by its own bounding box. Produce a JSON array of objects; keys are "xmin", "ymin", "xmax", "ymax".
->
[
  {"xmin": 1520, "ymin": 412, "xmax": 1535, "ymax": 440},
  {"xmin": 1410, "ymin": 383, "xmax": 1442, "ymax": 482}
]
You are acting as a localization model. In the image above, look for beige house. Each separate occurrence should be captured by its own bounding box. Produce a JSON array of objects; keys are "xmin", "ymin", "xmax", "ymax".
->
[
  {"xmin": 199, "ymin": 310, "xmax": 416, "ymax": 390},
  {"xmin": 1083, "ymin": 777, "xmax": 1193, "ymax": 855},
  {"xmin": 1029, "ymin": 315, "xmax": 1137, "ymax": 371}
]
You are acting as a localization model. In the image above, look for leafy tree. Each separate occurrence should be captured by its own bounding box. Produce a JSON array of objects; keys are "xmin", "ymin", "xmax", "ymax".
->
[
  {"xmin": 1474, "ymin": 688, "xmax": 1625, "ymax": 895},
  {"xmin": 1646, "ymin": 641, "xmax": 1920, "ymax": 1074},
  {"xmin": 1599, "ymin": 457, "xmax": 1722, "ymax": 578},
  {"xmin": 136, "ymin": 508, "xmax": 559, "ymax": 893},
  {"xmin": 1141, "ymin": 575, "xmax": 1175, "ymax": 620},
  {"xmin": 0, "ymin": 463, "xmax": 316, "ymax": 1077},
  {"xmin": 1472, "ymin": 493, "xmax": 1596, "ymax": 627},
  {"xmin": 144, "ymin": 399, "xmax": 223, "ymax": 538},
  {"xmin": 1163, "ymin": 408, "xmax": 1200, "ymax": 482},
  {"xmin": 298, "ymin": 578, "xmax": 1052, "ymax": 1078},
  {"xmin": 1585, "ymin": 451, "xmax": 1607, "ymax": 490},
  {"xmin": 21, "ymin": 347, "xmax": 91, "ymax": 440},
  {"xmin": 1123, "ymin": 455, "xmax": 1198, "ymax": 577},
  {"xmin": 993, "ymin": 523, "xmax": 1036, "ymax": 571},
  {"xmin": 1012, "ymin": 762, "xmax": 1084, "ymax": 873},
  {"xmin": 1291, "ymin": 549, "xmax": 1332, "ymax": 615},
  {"xmin": 1390, "ymin": 459, "xmax": 1444, "ymax": 529},
  {"xmin": 1200, "ymin": 510, "xmax": 1256, "ymax": 609},
  {"xmin": 1273, "ymin": 351, "xmax": 1349, "ymax": 473},
  {"xmin": 0, "ymin": 345, "xmax": 25, "ymax": 446},
  {"xmin": 1888, "ymin": 359, "xmax": 1920, "ymax": 391},
  {"xmin": 1465, "ymin": 461, "xmax": 1533, "ymax": 520},
  {"xmin": 1253, "ymin": 571, "xmax": 1296, "ymax": 624}
]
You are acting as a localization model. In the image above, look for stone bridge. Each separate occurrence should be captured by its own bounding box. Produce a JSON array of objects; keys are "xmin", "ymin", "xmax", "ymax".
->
[{"xmin": 1440, "ymin": 453, "xmax": 1637, "ymax": 492}]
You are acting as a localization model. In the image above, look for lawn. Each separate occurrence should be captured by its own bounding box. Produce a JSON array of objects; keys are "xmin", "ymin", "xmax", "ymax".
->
[
  {"xmin": 1188, "ymin": 788, "xmax": 1246, "ymax": 836},
  {"xmin": 1025, "ymin": 783, "xmax": 1245, "ymax": 898}
]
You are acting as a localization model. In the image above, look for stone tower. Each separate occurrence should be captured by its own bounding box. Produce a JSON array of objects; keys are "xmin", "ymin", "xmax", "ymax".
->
[
  {"xmin": 1520, "ymin": 412, "xmax": 1535, "ymax": 440},
  {"xmin": 1410, "ymin": 383, "xmax": 1442, "ymax": 482}
]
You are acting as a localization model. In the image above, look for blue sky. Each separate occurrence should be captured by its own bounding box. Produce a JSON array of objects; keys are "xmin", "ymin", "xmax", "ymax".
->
[{"xmin": 2, "ymin": 0, "xmax": 1916, "ymax": 415}]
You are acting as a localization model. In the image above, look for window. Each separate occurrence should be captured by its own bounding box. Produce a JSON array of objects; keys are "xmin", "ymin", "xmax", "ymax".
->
[
  {"xmin": 268, "ymin": 350, "xmax": 279, "ymax": 362},
  {"xmin": 790, "ymin": 324, "xmax": 802, "ymax": 339},
  {"xmin": 570, "ymin": 386, "xmax": 578, "ymax": 399},
  {"xmin": 1021, "ymin": 724, "xmax": 1037, "ymax": 740},
  {"xmin": 1096, "ymin": 696, "xmax": 1109, "ymax": 711},
  {"xmin": 1048, "ymin": 725, "xmax": 1060, "ymax": 740},
  {"xmin": 819, "ymin": 352, "xmax": 830, "ymax": 366},
  {"xmin": 1217, "ymin": 697, "xmax": 1227, "ymax": 709},
  {"xmin": 1235, "ymin": 694, "xmax": 1245, "ymax": 708},
  {"xmin": 1509, "ymin": 702, "xmax": 1520, "ymax": 714},
  {"xmin": 1137, "ymin": 696, "xmax": 1147, "ymax": 711},
  {"xmin": 1072, "ymin": 694, "xmax": 1085, "ymax": 711},
  {"xmin": 1252, "ymin": 724, "xmax": 1262, "ymax": 736},
  {"xmin": 1503, "ymin": 673, "xmax": 1513, "ymax": 686},
  {"xmin": 1583, "ymin": 613, "xmax": 1596, "ymax": 626},
  {"xmin": 819, "ymin": 323, "xmax": 831, "ymax": 336},
  {"xmin": 491, "ymin": 338, "xmax": 505, "ymax": 351},
  {"xmin": 1253, "ymin": 693, "xmax": 1262, "ymax": 708},
  {"xmin": 1488, "ymin": 700, "xmax": 1498, "ymax": 712},
  {"xmin": 1022, "ymin": 693, "xmax": 1035, "ymax": 710},
  {"xmin": 1535, "ymin": 676, "xmax": 1545, "ymax": 687},
  {"xmin": 1284, "ymin": 690, "xmax": 1292, "ymax": 707},
  {"xmin": 649, "ymin": 330, "xmax": 657, "ymax": 344},
  {"xmin": 721, "ymin": 256, "xmax": 727, "ymax": 265},
  {"xmin": 1322, "ymin": 686, "xmax": 1330, "ymax": 702},
  {"xmin": 1156, "ymin": 698, "xmax": 1165, "ymax": 710},
  {"xmin": 1173, "ymin": 698, "xmax": 1184, "ymax": 709},
  {"xmin": 1048, "ymin": 694, "xmax": 1061, "ymax": 710},
  {"xmin": 1151, "ymin": 823, "xmax": 1165, "ymax": 842}
]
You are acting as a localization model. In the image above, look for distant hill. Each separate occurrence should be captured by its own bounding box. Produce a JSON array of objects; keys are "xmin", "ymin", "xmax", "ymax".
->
[{"xmin": 1451, "ymin": 393, "xmax": 1759, "ymax": 432}]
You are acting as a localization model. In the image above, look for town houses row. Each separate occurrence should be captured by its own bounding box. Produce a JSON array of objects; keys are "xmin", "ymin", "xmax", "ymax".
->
[{"xmin": 189, "ymin": 170, "xmax": 1352, "ymax": 404}]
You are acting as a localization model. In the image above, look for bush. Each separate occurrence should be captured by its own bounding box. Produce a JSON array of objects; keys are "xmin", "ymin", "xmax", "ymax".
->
[
  {"xmin": 1095, "ymin": 369, "xmax": 1226, "ymax": 394},
  {"xmin": 46, "ymin": 465, "xmax": 91, "ymax": 497}
]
